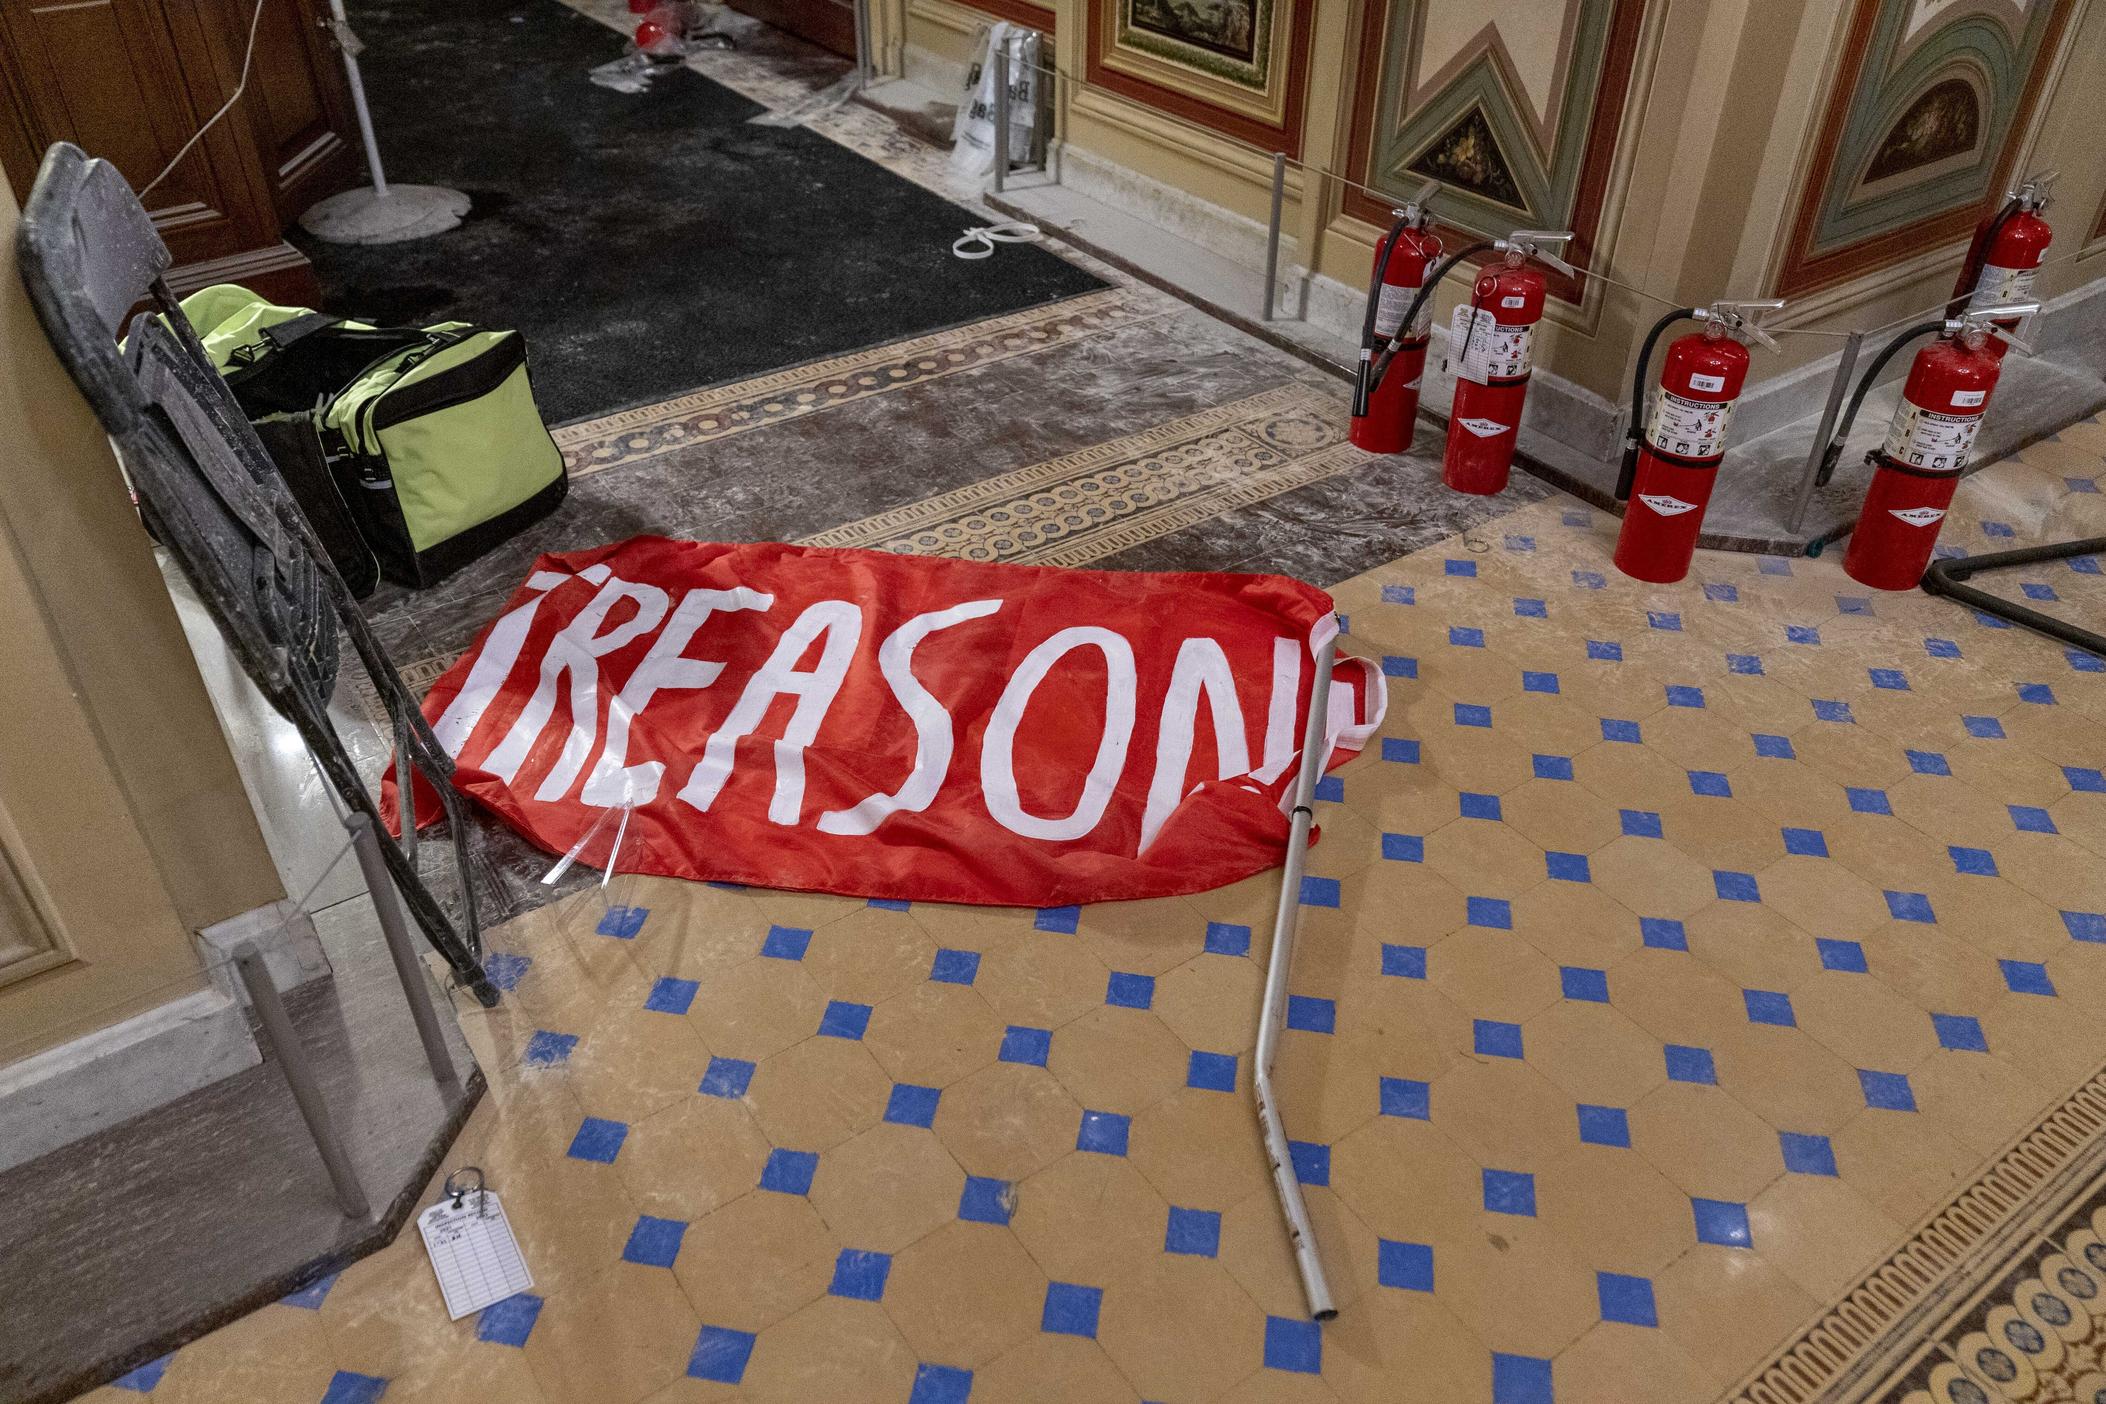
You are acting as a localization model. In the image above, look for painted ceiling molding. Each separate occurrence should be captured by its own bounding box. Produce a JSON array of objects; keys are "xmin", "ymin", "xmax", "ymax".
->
[
  {"xmin": 1775, "ymin": 0, "xmax": 2070, "ymax": 297},
  {"xmin": 1342, "ymin": 0, "xmax": 1649, "ymax": 303},
  {"xmin": 1083, "ymin": 0, "xmax": 1314, "ymax": 155}
]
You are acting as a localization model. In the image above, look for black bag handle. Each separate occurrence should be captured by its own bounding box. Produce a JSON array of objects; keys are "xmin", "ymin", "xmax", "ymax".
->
[{"xmin": 260, "ymin": 311, "xmax": 345, "ymax": 349}]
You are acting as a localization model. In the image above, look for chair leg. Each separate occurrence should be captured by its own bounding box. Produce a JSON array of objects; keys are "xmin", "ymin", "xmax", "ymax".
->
[{"xmin": 299, "ymin": 706, "xmax": 497, "ymax": 1005}]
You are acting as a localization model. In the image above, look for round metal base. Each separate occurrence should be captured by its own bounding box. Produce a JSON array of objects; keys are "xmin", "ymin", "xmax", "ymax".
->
[{"xmin": 299, "ymin": 185, "xmax": 470, "ymax": 245}]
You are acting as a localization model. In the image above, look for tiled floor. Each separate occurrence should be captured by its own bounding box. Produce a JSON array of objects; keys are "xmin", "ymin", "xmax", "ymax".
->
[{"xmin": 84, "ymin": 415, "xmax": 2106, "ymax": 1404}]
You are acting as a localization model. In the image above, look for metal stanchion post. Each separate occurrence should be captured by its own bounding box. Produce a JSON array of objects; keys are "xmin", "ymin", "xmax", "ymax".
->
[
  {"xmin": 1786, "ymin": 330, "xmax": 1865, "ymax": 534},
  {"xmin": 346, "ymin": 811, "xmax": 462, "ymax": 1096},
  {"xmin": 1253, "ymin": 632, "xmax": 1338, "ymax": 1321},
  {"xmin": 992, "ymin": 38, "xmax": 1011, "ymax": 194},
  {"xmin": 852, "ymin": 0, "xmax": 872, "ymax": 91},
  {"xmin": 234, "ymin": 943, "xmax": 371, "ymax": 1219},
  {"xmin": 1262, "ymin": 152, "xmax": 1286, "ymax": 321}
]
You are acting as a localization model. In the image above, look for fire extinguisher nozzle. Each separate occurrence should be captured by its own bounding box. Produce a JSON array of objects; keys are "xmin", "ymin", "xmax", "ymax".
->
[
  {"xmin": 1614, "ymin": 443, "xmax": 1640, "ymax": 502},
  {"xmin": 1815, "ymin": 441, "xmax": 1844, "ymax": 487}
]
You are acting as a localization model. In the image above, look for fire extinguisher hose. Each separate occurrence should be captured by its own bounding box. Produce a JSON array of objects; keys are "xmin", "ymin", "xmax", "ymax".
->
[
  {"xmin": 1351, "ymin": 215, "xmax": 1411, "ymax": 418},
  {"xmin": 1946, "ymin": 195, "xmax": 2021, "ymax": 320},
  {"xmin": 1613, "ymin": 307, "xmax": 1699, "ymax": 500},
  {"xmin": 1368, "ymin": 241, "xmax": 1496, "ymax": 397},
  {"xmin": 1815, "ymin": 320, "xmax": 1947, "ymax": 486}
]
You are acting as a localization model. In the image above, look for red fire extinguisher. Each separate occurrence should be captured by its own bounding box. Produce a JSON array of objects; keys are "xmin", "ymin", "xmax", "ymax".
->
[
  {"xmin": 1839, "ymin": 304, "xmax": 2037, "ymax": 591},
  {"xmin": 1350, "ymin": 182, "xmax": 1442, "ymax": 454},
  {"xmin": 1611, "ymin": 300, "xmax": 1784, "ymax": 583},
  {"xmin": 1440, "ymin": 231, "xmax": 1576, "ymax": 495},
  {"xmin": 1949, "ymin": 172, "xmax": 2055, "ymax": 357}
]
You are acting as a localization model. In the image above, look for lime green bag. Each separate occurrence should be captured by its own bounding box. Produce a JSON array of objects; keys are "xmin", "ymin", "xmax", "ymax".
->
[{"xmin": 177, "ymin": 284, "xmax": 568, "ymax": 589}]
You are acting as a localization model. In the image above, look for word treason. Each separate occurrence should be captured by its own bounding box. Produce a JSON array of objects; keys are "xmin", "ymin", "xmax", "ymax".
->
[{"xmin": 431, "ymin": 561, "xmax": 1324, "ymax": 852}]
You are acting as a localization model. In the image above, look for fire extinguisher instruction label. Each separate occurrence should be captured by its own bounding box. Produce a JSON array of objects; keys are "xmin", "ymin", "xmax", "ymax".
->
[
  {"xmin": 1646, "ymin": 390, "xmax": 1735, "ymax": 459},
  {"xmin": 1374, "ymin": 281, "xmax": 1425, "ymax": 338},
  {"xmin": 1883, "ymin": 401, "xmax": 1982, "ymax": 471},
  {"xmin": 1451, "ymin": 305, "xmax": 1533, "ymax": 384},
  {"xmin": 1971, "ymin": 264, "xmax": 2037, "ymax": 307}
]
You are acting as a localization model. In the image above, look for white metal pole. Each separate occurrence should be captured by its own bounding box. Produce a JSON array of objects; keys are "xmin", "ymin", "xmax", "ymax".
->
[
  {"xmin": 328, "ymin": 0, "xmax": 390, "ymax": 197},
  {"xmin": 1262, "ymin": 152, "xmax": 1285, "ymax": 321},
  {"xmin": 991, "ymin": 37, "xmax": 1011, "ymax": 194},
  {"xmin": 1254, "ymin": 631, "xmax": 1339, "ymax": 1321}
]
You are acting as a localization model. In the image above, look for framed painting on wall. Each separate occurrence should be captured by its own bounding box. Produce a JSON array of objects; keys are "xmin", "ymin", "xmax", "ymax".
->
[
  {"xmin": 1341, "ymin": 0, "xmax": 1650, "ymax": 303},
  {"xmin": 1084, "ymin": 0, "xmax": 1312, "ymax": 155},
  {"xmin": 1774, "ymin": 0, "xmax": 2072, "ymax": 297}
]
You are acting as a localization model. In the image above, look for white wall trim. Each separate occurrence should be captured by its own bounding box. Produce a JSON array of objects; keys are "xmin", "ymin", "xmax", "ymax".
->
[
  {"xmin": 0, "ymin": 987, "xmax": 258, "ymax": 1173},
  {"xmin": 1054, "ymin": 138, "xmax": 1297, "ymax": 279},
  {"xmin": 196, "ymin": 897, "xmax": 333, "ymax": 1007}
]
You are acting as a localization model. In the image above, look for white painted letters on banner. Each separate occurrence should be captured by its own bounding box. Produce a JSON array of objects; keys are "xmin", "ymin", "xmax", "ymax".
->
[
  {"xmin": 981, "ymin": 627, "xmax": 1136, "ymax": 841},
  {"xmin": 678, "ymin": 599, "xmax": 863, "ymax": 823},
  {"xmin": 817, "ymin": 599, "xmax": 1005, "ymax": 836}
]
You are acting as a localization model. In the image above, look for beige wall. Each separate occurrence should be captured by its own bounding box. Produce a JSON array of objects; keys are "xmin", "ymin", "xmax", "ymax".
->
[
  {"xmin": 0, "ymin": 176, "xmax": 283, "ymax": 1060},
  {"xmin": 898, "ymin": 0, "xmax": 2106, "ymax": 402}
]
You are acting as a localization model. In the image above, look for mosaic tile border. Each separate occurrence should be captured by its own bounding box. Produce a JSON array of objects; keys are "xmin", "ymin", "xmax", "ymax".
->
[
  {"xmin": 1734, "ymin": 1068, "xmax": 2106, "ymax": 1403},
  {"xmin": 796, "ymin": 381, "xmax": 1360, "ymax": 565},
  {"xmin": 553, "ymin": 287, "xmax": 1161, "ymax": 477},
  {"xmin": 1898, "ymin": 1195, "xmax": 2106, "ymax": 1403}
]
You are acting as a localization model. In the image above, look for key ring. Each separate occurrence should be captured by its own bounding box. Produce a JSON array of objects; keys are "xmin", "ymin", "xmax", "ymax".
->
[
  {"xmin": 444, "ymin": 1166, "xmax": 489, "ymax": 1217},
  {"xmin": 953, "ymin": 222, "xmax": 1041, "ymax": 259}
]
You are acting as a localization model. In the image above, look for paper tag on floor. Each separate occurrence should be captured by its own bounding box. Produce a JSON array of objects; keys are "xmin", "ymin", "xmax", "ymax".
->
[{"xmin": 418, "ymin": 1192, "xmax": 533, "ymax": 1320}]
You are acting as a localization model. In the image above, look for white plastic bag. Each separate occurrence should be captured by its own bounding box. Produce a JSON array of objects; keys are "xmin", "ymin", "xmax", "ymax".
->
[{"xmin": 950, "ymin": 22, "xmax": 1039, "ymax": 176}]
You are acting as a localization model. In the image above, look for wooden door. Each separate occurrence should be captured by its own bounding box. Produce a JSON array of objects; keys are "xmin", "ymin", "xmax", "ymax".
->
[
  {"xmin": 0, "ymin": 0, "xmax": 352, "ymax": 302},
  {"xmin": 725, "ymin": 0, "xmax": 857, "ymax": 59},
  {"xmin": 215, "ymin": 0, "xmax": 357, "ymax": 225}
]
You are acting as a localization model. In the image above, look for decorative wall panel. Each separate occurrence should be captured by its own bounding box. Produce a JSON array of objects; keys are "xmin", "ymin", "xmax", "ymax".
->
[
  {"xmin": 1775, "ymin": 0, "xmax": 2070, "ymax": 296},
  {"xmin": 1343, "ymin": 0, "xmax": 1648, "ymax": 301},
  {"xmin": 946, "ymin": 0, "xmax": 1055, "ymax": 36},
  {"xmin": 1084, "ymin": 0, "xmax": 1312, "ymax": 154},
  {"xmin": 0, "ymin": 810, "xmax": 70, "ymax": 992}
]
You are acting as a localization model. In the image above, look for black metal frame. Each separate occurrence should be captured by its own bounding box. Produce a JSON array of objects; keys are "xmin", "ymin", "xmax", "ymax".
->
[
  {"xmin": 15, "ymin": 142, "xmax": 498, "ymax": 1005},
  {"xmin": 1922, "ymin": 536, "xmax": 2106, "ymax": 658}
]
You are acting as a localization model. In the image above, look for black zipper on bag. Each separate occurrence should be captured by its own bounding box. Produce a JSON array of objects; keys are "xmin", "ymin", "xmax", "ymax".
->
[
  {"xmin": 368, "ymin": 332, "xmax": 524, "ymax": 434},
  {"xmin": 316, "ymin": 338, "xmax": 447, "ymax": 470}
]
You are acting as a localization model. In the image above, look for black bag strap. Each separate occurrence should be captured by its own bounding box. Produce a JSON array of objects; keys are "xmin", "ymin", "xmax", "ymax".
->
[{"xmin": 260, "ymin": 311, "xmax": 344, "ymax": 349}]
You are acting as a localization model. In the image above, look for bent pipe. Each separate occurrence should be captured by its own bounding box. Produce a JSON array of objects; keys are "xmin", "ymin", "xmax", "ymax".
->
[
  {"xmin": 1922, "ymin": 537, "xmax": 2106, "ymax": 658},
  {"xmin": 1255, "ymin": 632, "xmax": 1340, "ymax": 1321}
]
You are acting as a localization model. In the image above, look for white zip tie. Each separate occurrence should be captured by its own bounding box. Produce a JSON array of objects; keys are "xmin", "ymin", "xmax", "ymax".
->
[
  {"xmin": 541, "ymin": 805, "xmax": 619, "ymax": 886},
  {"xmin": 953, "ymin": 222, "xmax": 1041, "ymax": 259}
]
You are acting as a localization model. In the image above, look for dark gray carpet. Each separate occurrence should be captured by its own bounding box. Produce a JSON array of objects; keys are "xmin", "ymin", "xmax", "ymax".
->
[{"xmin": 295, "ymin": 0, "xmax": 1105, "ymax": 424}]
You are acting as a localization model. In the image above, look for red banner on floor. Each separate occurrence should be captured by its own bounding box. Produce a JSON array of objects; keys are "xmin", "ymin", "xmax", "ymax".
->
[{"xmin": 393, "ymin": 538, "xmax": 1385, "ymax": 906}]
